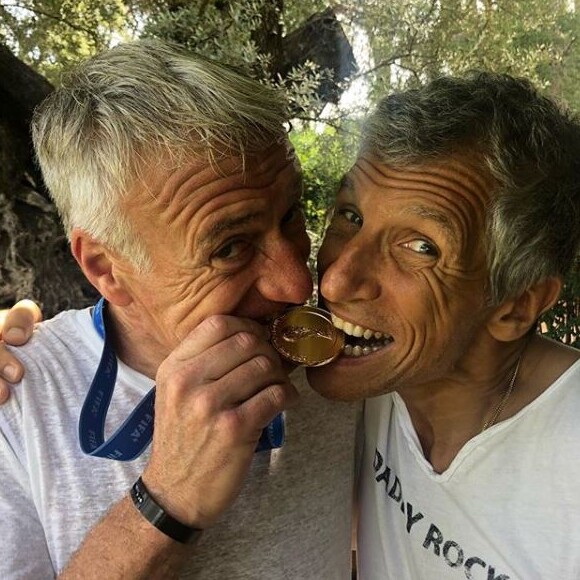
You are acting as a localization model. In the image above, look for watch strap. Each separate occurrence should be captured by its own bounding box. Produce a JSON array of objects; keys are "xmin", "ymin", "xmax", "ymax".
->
[{"xmin": 130, "ymin": 476, "xmax": 202, "ymax": 544}]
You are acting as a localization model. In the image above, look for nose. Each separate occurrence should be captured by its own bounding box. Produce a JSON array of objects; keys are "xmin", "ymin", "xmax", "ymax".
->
[
  {"xmin": 319, "ymin": 240, "xmax": 381, "ymax": 304},
  {"xmin": 257, "ymin": 238, "xmax": 314, "ymax": 306}
]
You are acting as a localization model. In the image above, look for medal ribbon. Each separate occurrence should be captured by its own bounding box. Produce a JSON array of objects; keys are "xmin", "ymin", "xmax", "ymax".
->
[{"xmin": 78, "ymin": 297, "xmax": 284, "ymax": 461}]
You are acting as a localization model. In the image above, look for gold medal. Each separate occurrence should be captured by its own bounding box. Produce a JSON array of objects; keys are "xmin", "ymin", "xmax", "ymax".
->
[{"xmin": 270, "ymin": 306, "xmax": 345, "ymax": 367}]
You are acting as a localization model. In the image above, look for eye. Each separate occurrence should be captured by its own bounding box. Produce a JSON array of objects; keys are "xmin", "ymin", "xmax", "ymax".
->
[
  {"xmin": 339, "ymin": 208, "xmax": 363, "ymax": 227},
  {"xmin": 402, "ymin": 239, "xmax": 438, "ymax": 257},
  {"xmin": 211, "ymin": 239, "xmax": 252, "ymax": 262},
  {"xmin": 281, "ymin": 202, "xmax": 305, "ymax": 226}
]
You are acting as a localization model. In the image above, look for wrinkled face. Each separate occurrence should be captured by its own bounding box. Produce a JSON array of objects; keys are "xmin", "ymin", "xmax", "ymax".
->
[
  {"xmin": 116, "ymin": 141, "xmax": 312, "ymax": 360},
  {"xmin": 307, "ymin": 153, "xmax": 495, "ymax": 401}
]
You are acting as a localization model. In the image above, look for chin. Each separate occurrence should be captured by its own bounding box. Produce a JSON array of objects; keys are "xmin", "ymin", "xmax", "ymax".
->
[{"xmin": 306, "ymin": 366, "xmax": 367, "ymax": 402}]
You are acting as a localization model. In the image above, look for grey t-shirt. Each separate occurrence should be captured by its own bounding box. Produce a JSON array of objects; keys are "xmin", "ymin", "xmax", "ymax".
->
[{"xmin": 0, "ymin": 308, "xmax": 360, "ymax": 579}]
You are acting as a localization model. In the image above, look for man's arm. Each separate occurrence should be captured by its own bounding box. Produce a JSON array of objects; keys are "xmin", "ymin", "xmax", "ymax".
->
[
  {"xmin": 60, "ymin": 497, "xmax": 191, "ymax": 579},
  {"xmin": 0, "ymin": 300, "xmax": 42, "ymax": 403},
  {"xmin": 59, "ymin": 315, "xmax": 296, "ymax": 578}
]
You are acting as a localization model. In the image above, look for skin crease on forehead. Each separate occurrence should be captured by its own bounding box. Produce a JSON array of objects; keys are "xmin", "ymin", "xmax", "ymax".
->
[
  {"xmin": 108, "ymin": 141, "xmax": 313, "ymax": 378},
  {"xmin": 307, "ymin": 152, "xmax": 499, "ymax": 402}
]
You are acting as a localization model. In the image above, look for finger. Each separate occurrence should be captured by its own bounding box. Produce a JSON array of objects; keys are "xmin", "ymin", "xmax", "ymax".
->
[
  {"xmin": 192, "ymin": 331, "xmax": 281, "ymax": 382},
  {"xmin": 0, "ymin": 300, "xmax": 42, "ymax": 345},
  {"xmin": 161, "ymin": 353, "xmax": 288, "ymax": 413},
  {"xmin": 172, "ymin": 315, "xmax": 270, "ymax": 362},
  {"xmin": 210, "ymin": 353, "xmax": 288, "ymax": 407},
  {"xmin": 0, "ymin": 359, "xmax": 22, "ymax": 384},
  {"xmin": 237, "ymin": 380, "xmax": 299, "ymax": 430}
]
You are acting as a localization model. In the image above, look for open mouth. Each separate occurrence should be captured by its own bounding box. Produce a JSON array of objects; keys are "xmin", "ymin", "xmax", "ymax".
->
[{"xmin": 330, "ymin": 313, "xmax": 393, "ymax": 357}]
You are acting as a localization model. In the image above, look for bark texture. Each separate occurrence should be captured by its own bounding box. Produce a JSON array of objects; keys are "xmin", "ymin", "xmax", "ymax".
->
[{"xmin": 0, "ymin": 43, "xmax": 98, "ymax": 317}]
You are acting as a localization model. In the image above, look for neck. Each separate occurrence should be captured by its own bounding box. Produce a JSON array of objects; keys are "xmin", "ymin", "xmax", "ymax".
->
[
  {"xmin": 399, "ymin": 338, "xmax": 529, "ymax": 473},
  {"xmin": 104, "ymin": 303, "xmax": 167, "ymax": 380}
]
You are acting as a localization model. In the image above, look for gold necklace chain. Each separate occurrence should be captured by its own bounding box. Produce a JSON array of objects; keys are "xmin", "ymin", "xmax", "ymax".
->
[{"xmin": 481, "ymin": 355, "xmax": 523, "ymax": 433}]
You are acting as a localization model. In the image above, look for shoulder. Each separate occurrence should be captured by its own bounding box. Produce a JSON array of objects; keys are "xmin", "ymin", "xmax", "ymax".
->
[
  {"xmin": 0, "ymin": 307, "xmax": 100, "ymax": 461},
  {"xmin": 7, "ymin": 307, "xmax": 98, "ymax": 365},
  {"xmin": 363, "ymin": 393, "xmax": 396, "ymax": 435},
  {"xmin": 514, "ymin": 341, "xmax": 580, "ymax": 445},
  {"xmin": 522, "ymin": 335, "xmax": 579, "ymax": 399},
  {"xmin": 0, "ymin": 307, "xmax": 99, "ymax": 419}
]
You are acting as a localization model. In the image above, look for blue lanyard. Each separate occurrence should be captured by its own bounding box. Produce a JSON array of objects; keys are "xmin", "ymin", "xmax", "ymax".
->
[{"xmin": 78, "ymin": 298, "xmax": 284, "ymax": 461}]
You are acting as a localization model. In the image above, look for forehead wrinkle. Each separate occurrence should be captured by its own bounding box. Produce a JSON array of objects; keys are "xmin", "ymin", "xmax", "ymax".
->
[
  {"xmin": 156, "ymin": 164, "xmax": 235, "ymax": 224},
  {"xmin": 128, "ymin": 163, "xmax": 212, "ymax": 236},
  {"xmin": 357, "ymin": 154, "xmax": 490, "ymax": 203},
  {"xmin": 414, "ymin": 164, "xmax": 491, "ymax": 217}
]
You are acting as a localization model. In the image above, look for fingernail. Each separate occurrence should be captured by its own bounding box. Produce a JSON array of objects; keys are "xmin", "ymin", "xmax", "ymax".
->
[
  {"xmin": 4, "ymin": 328, "xmax": 27, "ymax": 344},
  {"xmin": 2, "ymin": 364, "xmax": 19, "ymax": 382}
]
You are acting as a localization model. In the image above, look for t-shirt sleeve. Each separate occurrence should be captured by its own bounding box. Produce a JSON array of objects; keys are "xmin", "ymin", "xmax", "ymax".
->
[{"xmin": 0, "ymin": 421, "xmax": 55, "ymax": 579}]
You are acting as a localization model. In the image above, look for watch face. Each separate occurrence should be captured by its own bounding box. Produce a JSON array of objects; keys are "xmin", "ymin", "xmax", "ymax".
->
[{"xmin": 270, "ymin": 306, "xmax": 344, "ymax": 367}]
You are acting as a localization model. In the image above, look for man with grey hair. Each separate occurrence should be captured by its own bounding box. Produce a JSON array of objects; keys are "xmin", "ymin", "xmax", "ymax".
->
[
  {"xmin": 0, "ymin": 40, "xmax": 358, "ymax": 578},
  {"xmin": 306, "ymin": 73, "xmax": 580, "ymax": 578}
]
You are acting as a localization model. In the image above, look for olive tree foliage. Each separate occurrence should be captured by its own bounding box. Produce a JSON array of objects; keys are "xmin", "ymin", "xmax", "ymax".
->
[
  {"xmin": 329, "ymin": 0, "xmax": 580, "ymax": 107},
  {"xmin": 0, "ymin": 0, "xmax": 136, "ymax": 82}
]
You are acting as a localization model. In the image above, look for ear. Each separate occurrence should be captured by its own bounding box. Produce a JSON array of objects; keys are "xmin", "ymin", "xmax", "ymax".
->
[
  {"xmin": 71, "ymin": 228, "xmax": 133, "ymax": 307},
  {"xmin": 487, "ymin": 276, "xmax": 562, "ymax": 342}
]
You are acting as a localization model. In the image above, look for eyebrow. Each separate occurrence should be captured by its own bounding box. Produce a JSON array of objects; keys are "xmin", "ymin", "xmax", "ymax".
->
[
  {"xmin": 338, "ymin": 174, "xmax": 355, "ymax": 194},
  {"xmin": 200, "ymin": 211, "xmax": 264, "ymax": 248},
  {"xmin": 402, "ymin": 205, "xmax": 458, "ymax": 244}
]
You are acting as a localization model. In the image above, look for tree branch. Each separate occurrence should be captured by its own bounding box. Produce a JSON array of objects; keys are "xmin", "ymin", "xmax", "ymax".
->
[{"xmin": 1, "ymin": 2, "xmax": 101, "ymax": 43}]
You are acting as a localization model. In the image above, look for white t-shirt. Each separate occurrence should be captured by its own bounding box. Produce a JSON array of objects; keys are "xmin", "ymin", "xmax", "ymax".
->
[
  {"xmin": 358, "ymin": 360, "xmax": 580, "ymax": 580},
  {"xmin": 0, "ymin": 308, "xmax": 360, "ymax": 579}
]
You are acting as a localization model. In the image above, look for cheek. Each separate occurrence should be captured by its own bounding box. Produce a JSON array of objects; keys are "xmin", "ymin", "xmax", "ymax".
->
[
  {"xmin": 164, "ymin": 271, "xmax": 252, "ymax": 335},
  {"xmin": 137, "ymin": 264, "xmax": 231, "ymax": 315}
]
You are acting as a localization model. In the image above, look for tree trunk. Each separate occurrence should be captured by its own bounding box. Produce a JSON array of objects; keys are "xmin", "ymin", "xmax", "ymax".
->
[
  {"xmin": 280, "ymin": 8, "xmax": 357, "ymax": 105},
  {"xmin": 0, "ymin": 43, "xmax": 98, "ymax": 317}
]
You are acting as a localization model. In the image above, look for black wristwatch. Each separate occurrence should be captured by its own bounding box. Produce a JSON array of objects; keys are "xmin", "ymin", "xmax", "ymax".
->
[{"xmin": 130, "ymin": 476, "xmax": 203, "ymax": 544}]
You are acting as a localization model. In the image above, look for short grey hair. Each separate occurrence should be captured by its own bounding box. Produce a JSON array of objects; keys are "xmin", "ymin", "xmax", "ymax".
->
[
  {"xmin": 361, "ymin": 72, "xmax": 580, "ymax": 305},
  {"xmin": 32, "ymin": 40, "xmax": 289, "ymax": 270}
]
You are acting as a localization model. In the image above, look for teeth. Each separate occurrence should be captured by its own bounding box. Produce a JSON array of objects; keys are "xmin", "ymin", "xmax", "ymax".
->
[
  {"xmin": 331, "ymin": 314, "xmax": 344, "ymax": 330},
  {"xmin": 332, "ymin": 311, "xmax": 393, "ymax": 359},
  {"xmin": 331, "ymin": 312, "xmax": 385, "ymax": 339},
  {"xmin": 341, "ymin": 342, "xmax": 389, "ymax": 358}
]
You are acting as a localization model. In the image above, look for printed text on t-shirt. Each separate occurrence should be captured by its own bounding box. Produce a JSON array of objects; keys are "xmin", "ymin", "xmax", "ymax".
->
[{"xmin": 373, "ymin": 449, "xmax": 510, "ymax": 580}]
